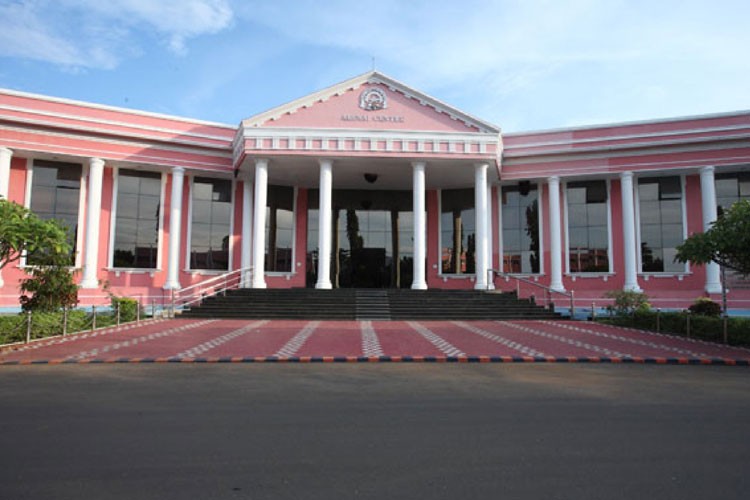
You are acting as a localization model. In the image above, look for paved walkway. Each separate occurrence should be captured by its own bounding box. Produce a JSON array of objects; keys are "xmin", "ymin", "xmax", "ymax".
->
[{"xmin": 2, "ymin": 318, "xmax": 749, "ymax": 365}]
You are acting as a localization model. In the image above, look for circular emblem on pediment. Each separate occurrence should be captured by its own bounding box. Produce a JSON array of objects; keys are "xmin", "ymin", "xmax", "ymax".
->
[{"xmin": 359, "ymin": 88, "xmax": 387, "ymax": 111}]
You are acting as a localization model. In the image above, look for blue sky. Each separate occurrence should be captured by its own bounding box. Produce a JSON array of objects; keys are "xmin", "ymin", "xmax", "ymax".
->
[{"xmin": 1, "ymin": 0, "xmax": 748, "ymax": 132}]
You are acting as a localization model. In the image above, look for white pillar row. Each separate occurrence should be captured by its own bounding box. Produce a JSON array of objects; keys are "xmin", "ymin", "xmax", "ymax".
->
[
  {"xmin": 700, "ymin": 166, "xmax": 722, "ymax": 294},
  {"xmin": 474, "ymin": 163, "xmax": 488, "ymax": 290},
  {"xmin": 411, "ymin": 161, "xmax": 427, "ymax": 290},
  {"xmin": 620, "ymin": 172, "xmax": 642, "ymax": 292},
  {"xmin": 163, "ymin": 167, "xmax": 185, "ymax": 290},
  {"xmin": 316, "ymin": 159, "xmax": 333, "ymax": 289},
  {"xmin": 240, "ymin": 175, "xmax": 253, "ymax": 288},
  {"xmin": 547, "ymin": 176, "xmax": 565, "ymax": 292},
  {"xmin": 0, "ymin": 147, "xmax": 12, "ymax": 200},
  {"xmin": 486, "ymin": 183, "xmax": 495, "ymax": 290},
  {"xmin": 80, "ymin": 157, "xmax": 105, "ymax": 289},
  {"xmin": 251, "ymin": 159, "xmax": 269, "ymax": 289}
]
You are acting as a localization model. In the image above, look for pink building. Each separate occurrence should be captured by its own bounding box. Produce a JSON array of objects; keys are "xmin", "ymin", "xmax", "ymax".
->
[{"xmin": 1, "ymin": 71, "xmax": 749, "ymax": 312}]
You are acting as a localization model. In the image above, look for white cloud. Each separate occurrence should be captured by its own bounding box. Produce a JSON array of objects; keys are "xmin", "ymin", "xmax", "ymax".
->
[
  {"xmin": 0, "ymin": 0, "xmax": 234, "ymax": 68},
  {"xmin": 233, "ymin": 0, "xmax": 750, "ymax": 129}
]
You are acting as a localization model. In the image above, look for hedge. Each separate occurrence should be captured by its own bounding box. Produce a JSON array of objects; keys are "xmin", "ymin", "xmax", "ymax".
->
[{"xmin": 597, "ymin": 310, "xmax": 750, "ymax": 347}]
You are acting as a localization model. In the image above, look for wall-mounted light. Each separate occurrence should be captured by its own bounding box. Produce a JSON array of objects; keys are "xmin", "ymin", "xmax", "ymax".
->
[{"xmin": 364, "ymin": 173, "xmax": 378, "ymax": 184}]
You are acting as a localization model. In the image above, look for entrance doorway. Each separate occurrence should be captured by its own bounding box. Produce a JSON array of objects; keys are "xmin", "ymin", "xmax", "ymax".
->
[{"xmin": 306, "ymin": 190, "xmax": 415, "ymax": 288}]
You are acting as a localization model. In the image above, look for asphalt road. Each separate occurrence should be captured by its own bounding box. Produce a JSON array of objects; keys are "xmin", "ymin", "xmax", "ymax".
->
[{"xmin": 0, "ymin": 364, "xmax": 748, "ymax": 500}]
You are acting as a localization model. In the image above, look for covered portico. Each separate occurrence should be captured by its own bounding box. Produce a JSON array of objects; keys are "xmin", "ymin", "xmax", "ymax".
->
[{"xmin": 231, "ymin": 71, "xmax": 502, "ymax": 290}]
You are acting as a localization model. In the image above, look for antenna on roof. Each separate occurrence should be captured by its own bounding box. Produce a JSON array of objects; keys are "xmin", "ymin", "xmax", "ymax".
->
[{"xmin": 371, "ymin": 56, "xmax": 376, "ymax": 71}]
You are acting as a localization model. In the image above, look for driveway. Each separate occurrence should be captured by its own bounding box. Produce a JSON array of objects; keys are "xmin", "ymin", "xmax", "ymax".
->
[{"xmin": 2, "ymin": 318, "xmax": 748, "ymax": 364}]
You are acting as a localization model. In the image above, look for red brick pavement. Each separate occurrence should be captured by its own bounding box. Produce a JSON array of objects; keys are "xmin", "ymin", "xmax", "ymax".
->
[{"xmin": 1, "ymin": 319, "xmax": 748, "ymax": 364}]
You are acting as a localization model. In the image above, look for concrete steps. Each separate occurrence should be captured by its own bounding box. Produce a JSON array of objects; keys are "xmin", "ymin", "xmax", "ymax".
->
[{"xmin": 180, "ymin": 288, "xmax": 560, "ymax": 320}]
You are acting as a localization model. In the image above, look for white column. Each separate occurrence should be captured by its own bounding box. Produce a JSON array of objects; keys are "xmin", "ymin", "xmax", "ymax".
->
[
  {"xmin": 0, "ymin": 147, "xmax": 12, "ymax": 200},
  {"xmin": 700, "ymin": 166, "xmax": 722, "ymax": 294},
  {"xmin": 547, "ymin": 176, "xmax": 565, "ymax": 292},
  {"xmin": 620, "ymin": 172, "xmax": 642, "ymax": 292},
  {"xmin": 80, "ymin": 158, "xmax": 105, "ymax": 289},
  {"xmin": 411, "ymin": 161, "xmax": 427, "ymax": 290},
  {"xmin": 316, "ymin": 159, "xmax": 333, "ymax": 289},
  {"xmin": 251, "ymin": 159, "xmax": 269, "ymax": 289},
  {"xmin": 474, "ymin": 163, "xmax": 488, "ymax": 289},
  {"xmin": 486, "ymin": 183, "xmax": 495, "ymax": 289},
  {"xmin": 163, "ymin": 167, "xmax": 185, "ymax": 290},
  {"xmin": 240, "ymin": 176, "xmax": 253, "ymax": 288},
  {"xmin": 0, "ymin": 147, "xmax": 10, "ymax": 287}
]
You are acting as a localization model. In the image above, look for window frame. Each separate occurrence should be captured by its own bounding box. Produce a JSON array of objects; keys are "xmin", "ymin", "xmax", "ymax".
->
[
  {"xmin": 563, "ymin": 178, "xmax": 613, "ymax": 275},
  {"xmin": 23, "ymin": 158, "xmax": 85, "ymax": 269},
  {"xmin": 109, "ymin": 167, "xmax": 165, "ymax": 271},
  {"xmin": 634, "ymin": 174, "xmax": 689, "ymax": 275},
  {"xmin": 498, "ymin": 182, "xmax": 544, "ymax": 276},
  {"xmin": 185, "ymin": 175, "xmax": 236, "ymax": 273}
]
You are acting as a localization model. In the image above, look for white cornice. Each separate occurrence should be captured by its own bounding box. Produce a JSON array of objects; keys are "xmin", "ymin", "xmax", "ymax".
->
[
  {"xmin": 504, "ymin": 123, "xmax": 750, "ymax": 152},
  {"xmin": 241, "ymin": 71, "xmax": 501, "ymax": 134},
  {"xmin": 0, "ymin": 108, "xmax": 233, "ymax": 151},
  {"xmin": 0, "ymin": 87, "xmax": 235, "ymax": 129},
  {"xmin": 503, "ymin": 132, "xmax": 750, "ymax": 160},
  {"xmin": 504, "ymin": 109, "xmax": 750, "ymax": 138}
]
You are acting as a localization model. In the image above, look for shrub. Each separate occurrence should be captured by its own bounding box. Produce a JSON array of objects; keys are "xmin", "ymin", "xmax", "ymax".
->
[
  {"xmin": 688, "ymin": 297, "xmax": 722, "ymax": 317},
  {"xmin": 111, "ymin": 297, "xmax": 140, "ymax": 323},
  {"xmin": 604, "ymin": 290, "xmax": 650, "ymax": 315}
]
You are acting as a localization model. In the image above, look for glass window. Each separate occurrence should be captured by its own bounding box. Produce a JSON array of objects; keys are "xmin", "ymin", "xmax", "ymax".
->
[
  {"xmin": 190, "ymin": 177, "xmax": 231, "ymax": 270},
  {"xmin": 638, "ymin": 176, "xmax": 684, "ymax": 273},
  {"xmin": 113, "ymin": 169, "xmax": 161, "ymax": 268},
  {"xmin": 266, "ymin": 186, "xmax": 294, "ymax": 272},
  {"xmin": 716, "ymin": 172, "xmax": 750, "ymax": 215},
  {"xmin": 502, "ymin": 184, "xmax": 539, "ymax": 274},
  {"xmin": 567, "ymin": 180, "xmax": 609, "ymax": 272},
  {"xmin": 441, "ymin": 189, "xmax": 475, "ymax": 274},
  {"xmin": 28, "ymin": 160, "xmax": 82, "ymax": 265}
]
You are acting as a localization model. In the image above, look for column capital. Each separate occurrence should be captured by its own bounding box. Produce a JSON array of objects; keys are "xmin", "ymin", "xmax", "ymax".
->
[
  {"xmin": 700, "ymin": 165, "xmax": 715, "ymax": 175},
  {"xmin": 474, "ymin": 162, "xmax": 489, "ymax": 170},
  {"xmin": 411, "ymin": 161, "xmax": 426, "ymax": 170},
  {"xmin": 547, "ymin": 175, "xmax": 560, "ymax": 184},
  {"xmin": 0, "ymin": 146, "xmax": 12, "ymax": 156},
  {"xmin": 619, "ymin": 171, "xmax": 633, "ymax": 180},
  {"xmin": 171, "ymin": 166, "xmax": 185, "ymax": 175},
  {"xmin": 89, "ymin": 157, "xmax": 105, "ymax": 167},
  {"xmin": 318, "ymin": 158, "xmax": 333, "ymax": 168},
  {"xmin": 254, "ymin": 157, "xmax": 270, "ymax": 168}
]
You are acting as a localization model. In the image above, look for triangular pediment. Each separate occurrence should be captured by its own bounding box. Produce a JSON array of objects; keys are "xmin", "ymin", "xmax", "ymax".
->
[{"xmin": 242, "ymin": 71, "xmax": 500, "ymax": 134}]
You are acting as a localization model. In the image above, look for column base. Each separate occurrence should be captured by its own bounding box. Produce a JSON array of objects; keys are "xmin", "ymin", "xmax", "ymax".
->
[
  {"xmin": 623, "ymin": 283, "xmax": 643, "ymax": 293},
  {"xmin": 315, "ymin": 281, "xmax": 332, "ymax": 290},
  {"xmin": 163, "ymin": 281, "xmax": 181, "ymax": 290},
  {"xmin": 252, "ymin": 280, "xmax": 267, "ymax": 289},
  {"xmin": 79, "ymin": 278, "xmax": 99, "ymax": 290},
  {"xmin": 411, "ymin": 282, "xmax": 427, "ymax": 290},
  {"xmin": 474, "ymin": 282, "xmax": 489, "ymax": 290},
  {"xmin": 549, "ymin": 284, "xmax": 566, "ymax": 293},
  {"xmin": 705, "ymin": 284, "xmax": 723, "ymax": 295}
]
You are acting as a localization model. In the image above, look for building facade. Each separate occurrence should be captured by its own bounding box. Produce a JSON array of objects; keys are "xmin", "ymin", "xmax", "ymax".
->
[{"xmin": 1, "ymin": 72, "xmax": 749, "ymax": 311}]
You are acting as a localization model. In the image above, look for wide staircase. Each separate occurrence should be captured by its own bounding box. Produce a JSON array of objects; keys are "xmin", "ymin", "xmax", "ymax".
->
[{"xmin": 179, "ymin": 288, "xmax": 560, "ymax": 320}]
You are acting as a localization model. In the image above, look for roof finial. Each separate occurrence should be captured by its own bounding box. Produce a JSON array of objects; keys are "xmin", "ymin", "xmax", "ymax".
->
[{"xmin": 371, "ymin": 56, "xmax": 376, "ymax": 72}]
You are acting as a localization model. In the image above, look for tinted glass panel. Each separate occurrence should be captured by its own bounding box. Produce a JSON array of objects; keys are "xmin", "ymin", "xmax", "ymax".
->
[
  {"xmin": 28, "ymin": 160, "xmax": 82, "ymax": 265},
  {"xmin": 567, "ymin": 181, "xmax": 609, "ymax": 272},
  {"xmin": 113, "ymin": 170, "xmax": 161, "ymax": 268},
  {"xmin": 638, "ymin": 177, "xmax": 684, "ymax": 272},
  {"xmin": 190, "ymin": 178, "xmax": 232, "ymax": 270},
  {"xmin": 441, "ymin": 189, "xmax": 476, "ymax": 274}
]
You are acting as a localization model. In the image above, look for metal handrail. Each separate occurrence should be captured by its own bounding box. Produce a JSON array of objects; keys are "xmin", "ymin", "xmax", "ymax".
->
[
  {"xmin": 173, "ymin": 266, "xmax": 253, "ymax": 315},
  {"xmin": 488, "ymin": 269, "xmax": 576, "ymax": 317}
]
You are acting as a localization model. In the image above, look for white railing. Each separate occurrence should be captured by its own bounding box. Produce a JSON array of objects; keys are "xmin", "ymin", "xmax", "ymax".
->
[
  {"xmin": 488, "ymin": 269, "xmax": 576, "ymax": 318},
  {"xmin": 170, "ymin": 266, "xmax": 253, "ymax": 317}
]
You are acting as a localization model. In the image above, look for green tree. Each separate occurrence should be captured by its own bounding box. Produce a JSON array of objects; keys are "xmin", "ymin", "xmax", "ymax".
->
[
  {"xmin": 675, "ymin": 200, "xmax": 750, "ymax": 276},
  {"xmin": 20, "ymin": 258, "xmax": 79, "ymax": 311},
  {"xmin": 0, "ymin": 199, "xmax": 71, "ymax": 273}
]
